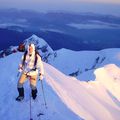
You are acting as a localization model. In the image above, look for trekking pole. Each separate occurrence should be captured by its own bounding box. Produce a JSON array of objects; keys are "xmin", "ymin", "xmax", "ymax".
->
[
  {"xmin": 40, "ymin": 80, "xmax": 47, "ymax": 109},
  {"xmin": 30, "ymin": 94, "xmax": 33, "ymax": 120},
  {"xmin": 29, "ymin": 80, "xmax": 33, "ymax": 120},
  {"xmin": 17, "ymin": 72, "xmax": 20, "ymax": 77}
]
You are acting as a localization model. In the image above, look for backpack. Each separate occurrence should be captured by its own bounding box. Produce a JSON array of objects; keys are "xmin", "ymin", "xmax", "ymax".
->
[
  {"xmin": 22, "ymin": 50, "xmax": 40, "ymax": 68},
  {"xmin": 18, "ymin": 43, "xmax": 25, "ymax": 52}
]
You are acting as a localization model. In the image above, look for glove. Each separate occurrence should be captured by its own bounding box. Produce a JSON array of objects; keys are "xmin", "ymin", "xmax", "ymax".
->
[
  {"xmin": 18, "ymin": 64, "xmax": 23, "ymax": 72},
  {"xmin": 39, "ymin": 73, "xmax": 44, "ymax": 80},
  {"xmin": 18, "ymin": 68, "xmax": 22, "ymax": 73}
]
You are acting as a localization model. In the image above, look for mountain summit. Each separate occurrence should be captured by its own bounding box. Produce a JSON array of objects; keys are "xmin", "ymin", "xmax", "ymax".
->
[
  {"xmin": 0, "ymin": 34, "xmax": 55, "ymax": 62},
  {"xmin": 23, "ymin": 34, "xmax": 55, "ymax": 62}
]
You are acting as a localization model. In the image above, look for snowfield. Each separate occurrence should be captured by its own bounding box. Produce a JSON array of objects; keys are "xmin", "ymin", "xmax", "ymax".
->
[{"xmin": 0, "ymin": 49, "xmax": 120, "ymax": 120}]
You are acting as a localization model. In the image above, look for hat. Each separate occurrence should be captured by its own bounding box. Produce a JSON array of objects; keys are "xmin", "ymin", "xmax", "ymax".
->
[{"xmin": 27, "ymin": 43, "xmax": 35, "ymax": 54}]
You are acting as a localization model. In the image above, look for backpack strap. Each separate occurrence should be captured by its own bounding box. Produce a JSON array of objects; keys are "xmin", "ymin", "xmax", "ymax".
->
[
  {"xmin": 34, "ymin": 52, "xmax": 38, "ymax": 67},
  {"xmin": 22, "ymin": 51, "xmax": 27, "ymax": 67},
  {"xmin": 22, "ymin": 50, "xmax": 40, "ymax": 69},
  {"xmin": 34, "ymin": 50, "xmax": 42, "ymax": 67}
]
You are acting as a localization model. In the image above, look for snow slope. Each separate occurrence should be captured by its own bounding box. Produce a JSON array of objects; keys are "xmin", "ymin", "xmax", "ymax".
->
[
  {"xmin": 1, "ymin": 35, "xmax": 120, "ymax": 83},
  {"xmin": 0, "ymin": 51, "xmax": 120, "ymax": 120},
  {"xmin": 45, "ymin": 63, "xmax": 120, "ymax": 120},
  {"xmin": 50, "ymin": 48, "xmax": 120, "ymax": 81},
  {"xmin": 0, "ymin": 53, "xmax": 80, "ymax": 120}
]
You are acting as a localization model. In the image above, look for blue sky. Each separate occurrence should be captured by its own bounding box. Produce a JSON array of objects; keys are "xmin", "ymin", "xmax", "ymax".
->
[{"xmin": 0, "ymin": 0, "xmax": 120, "ymax": 15}]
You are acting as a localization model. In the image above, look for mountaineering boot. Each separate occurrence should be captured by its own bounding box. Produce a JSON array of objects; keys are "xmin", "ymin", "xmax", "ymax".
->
[
  {"xmin": 16, "ymin": 87, "xmax": 24, "ymax": 101},
  {"xmin": 32, "ymin": 89, "xmax": 37, "ymax": 100}
]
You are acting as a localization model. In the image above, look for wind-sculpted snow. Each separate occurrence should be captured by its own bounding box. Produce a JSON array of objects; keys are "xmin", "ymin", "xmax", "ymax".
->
[
  {"xmin": 45, "ymin": 62, "xmax": 120, "ymax": 120},
  {"xmin": 94, "ymin": 64, "xmax": 120, "ymax": 102},
  {"xmin": 0, "ymin": 51, "xmax": 120, "ymax": 120}
]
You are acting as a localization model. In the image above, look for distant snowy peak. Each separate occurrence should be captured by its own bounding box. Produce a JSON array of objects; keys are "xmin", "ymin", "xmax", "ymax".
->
[
  {"xmin": 0, "ymin": 34, "xmax": 55, "ymax": 62},
  {"xmin": 24, "ymin": 34, "xmax": 53, "ymax": 53},
  {"xmin": 25, "ymin": 34, "xmax": 46, "ymax": 45},
  {"xmin": 24, "ymin": 34, "xmax": 55, "ymax": 62}
]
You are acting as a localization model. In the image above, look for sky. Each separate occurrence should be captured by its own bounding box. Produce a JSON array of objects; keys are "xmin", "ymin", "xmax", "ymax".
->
[{"xmin": 0, "ymin": 0, "xmax": 120, "ymax": 15}]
